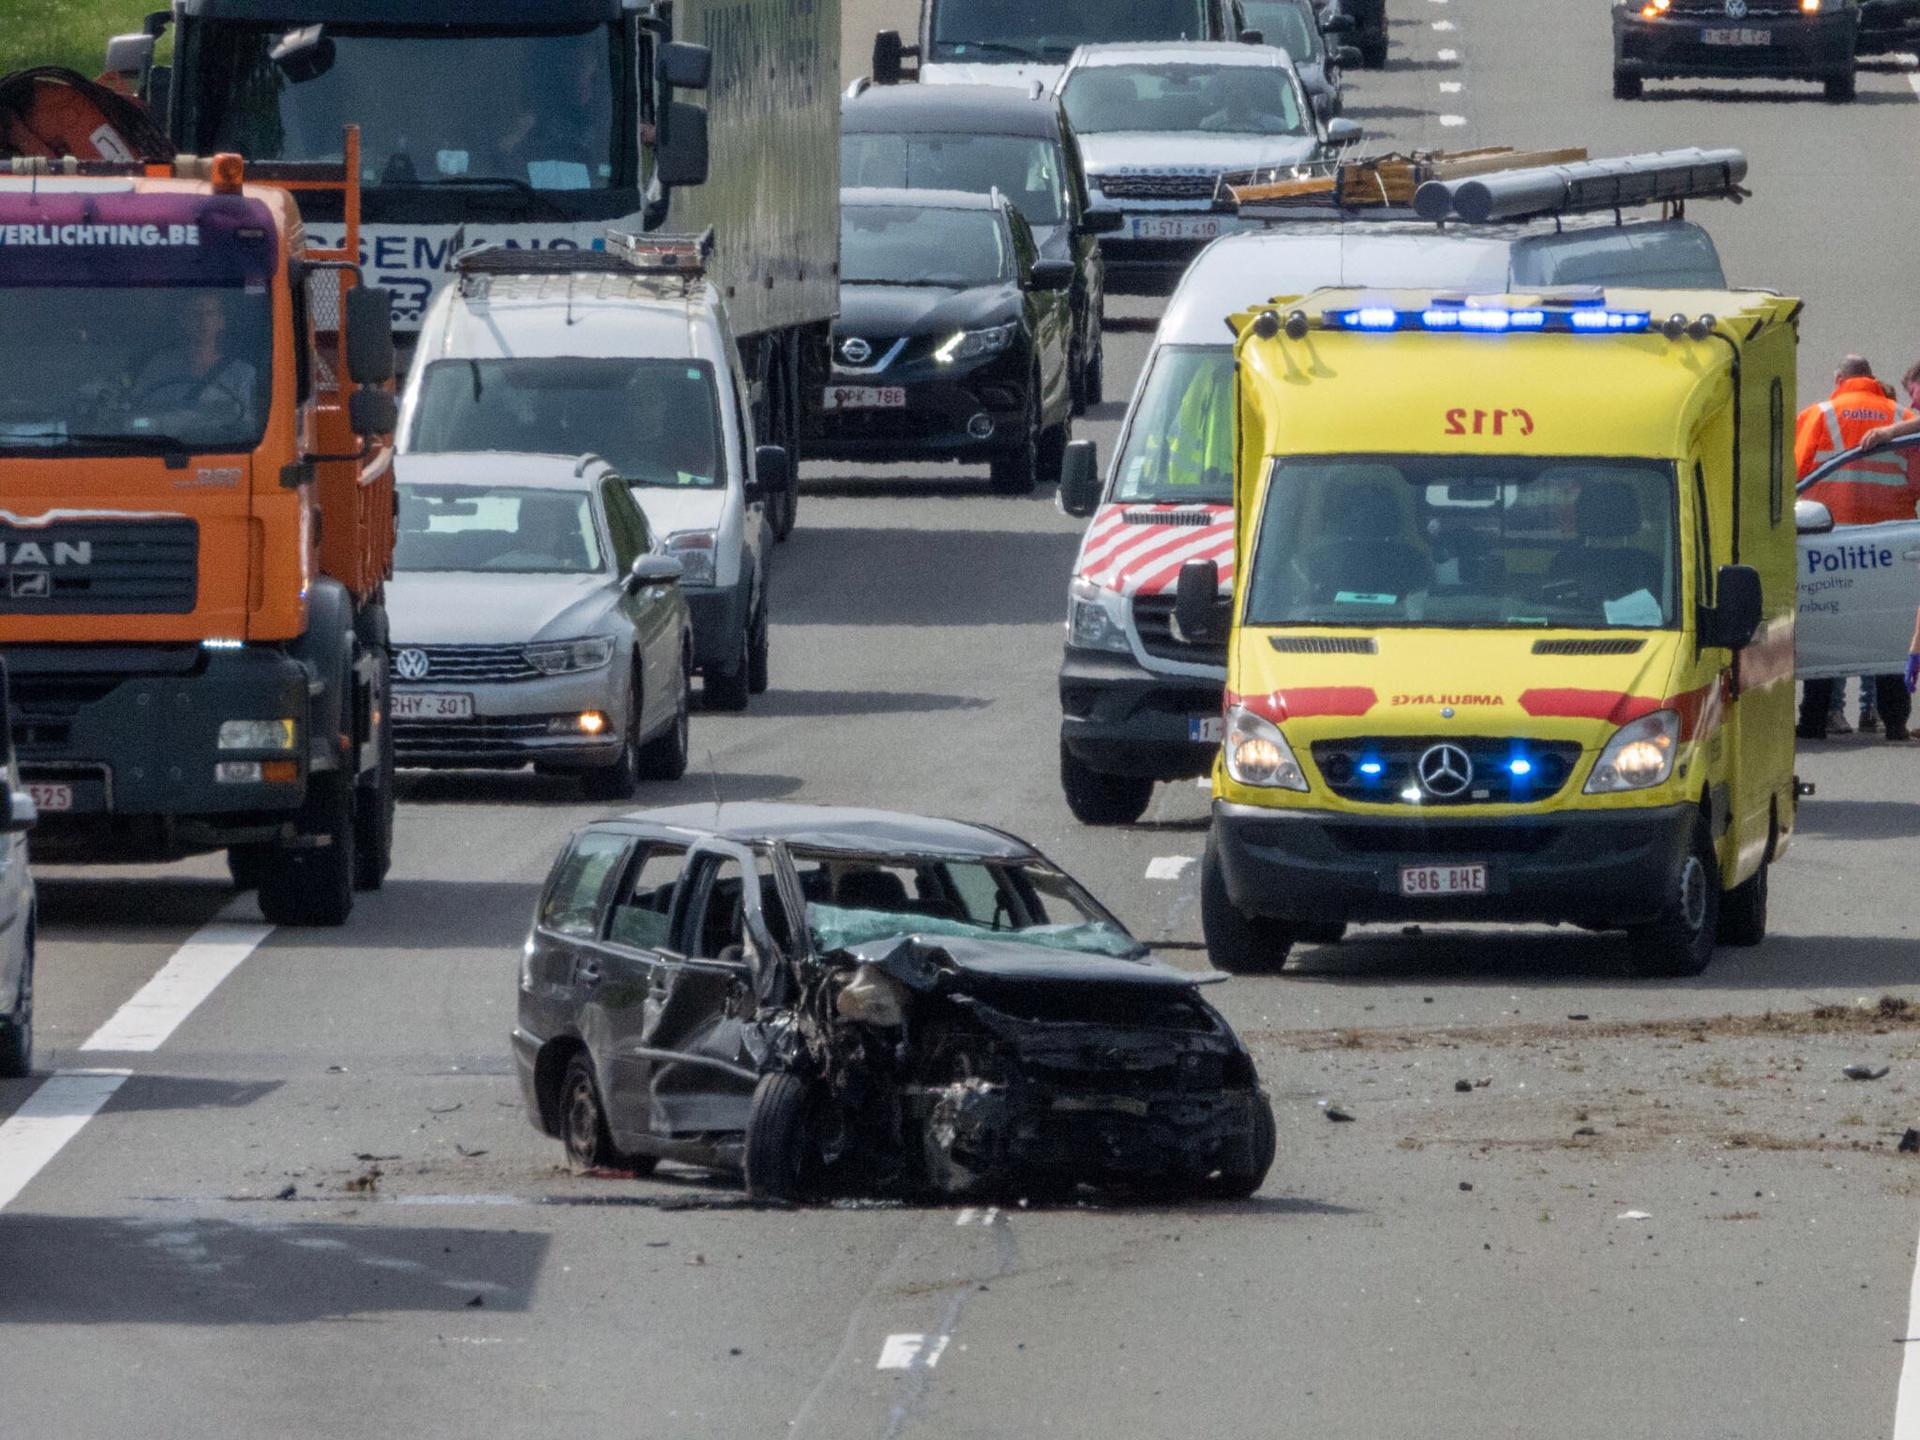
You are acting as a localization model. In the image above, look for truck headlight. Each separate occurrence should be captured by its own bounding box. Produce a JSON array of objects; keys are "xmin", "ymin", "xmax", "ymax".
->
[
  {"xmin": 218, "ymin": 719, "xmax": 298, "ymax": 751},
  {"xmin": 1066, "ymin": 578, "xmax": 1131, "ymax": 654},
  {"xmin": 1223, "ymin": 706, "xmax": 1308, "ymax": 791},
  {"xmin": 1585, "ymin": 709, "xmax": 1680, "ymax": 793},
  {"xmin": 934, "ymin": 322, "xmax": 1018, "ymax": 365},
  {"xmin": 666, "ymin": 530, "xmax": 718, "ymax": 587},
  {"xmin": 525, "ymin": 636, "xmax": 616, "ymax": 675}
]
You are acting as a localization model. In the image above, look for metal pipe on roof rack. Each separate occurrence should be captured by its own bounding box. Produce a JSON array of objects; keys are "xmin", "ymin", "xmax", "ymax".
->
[{"xmin": 1412, "ymin": 148, "xmax": 1747, "ymax": 225}]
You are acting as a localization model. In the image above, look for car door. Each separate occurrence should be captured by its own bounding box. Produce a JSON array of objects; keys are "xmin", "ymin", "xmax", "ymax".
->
[
  {"xmin": 1794, "ymin": 440, "xmax": 1920, "ymax": 678},
  {"xmin": 643, "ymin": 840, "xmax": 798, "ymax": 1134},
  {"xmin": 1055, "ymin": 116, "xmax": 1105, "ymax": 387},
  {"xmin": 595, "ymin": 838, "xmax": 697, "ymax": 1147},
  {"xmin": 1010, "ymin": 206, "xmax": 1072, "ymax": 425},
  {"xmin": 602, "ymin": 476, "xmax": 679, "ymax": 736},
  {"xmin": 531, "ymin": 827, "xmax": 638, "ymax": 1117}
]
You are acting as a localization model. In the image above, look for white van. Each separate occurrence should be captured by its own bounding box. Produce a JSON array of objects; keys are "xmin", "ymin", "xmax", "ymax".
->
[{"xmin": 399, "ymin": 238, "xmax": 778, "ymax": 711}]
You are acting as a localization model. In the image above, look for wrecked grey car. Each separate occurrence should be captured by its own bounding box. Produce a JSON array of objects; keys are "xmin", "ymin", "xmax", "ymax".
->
[{"xmin": 513, "ymin": 803, "xmax": 1275, "ymax": 1201}]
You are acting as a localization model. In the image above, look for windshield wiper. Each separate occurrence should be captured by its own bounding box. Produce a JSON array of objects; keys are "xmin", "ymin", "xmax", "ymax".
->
[
  {"xmin": 0, "ymin": 430, "xmax": 193, "ymax": 456},
  {"xmin": 400, "ymin": 177, "xmax": 570, "ymax": 221},
  {"xmin": 936, "ymin": 37, "xmax": 1046, "ymax": 60}
]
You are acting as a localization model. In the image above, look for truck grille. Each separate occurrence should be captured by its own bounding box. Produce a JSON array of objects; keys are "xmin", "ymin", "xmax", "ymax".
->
[
  {"xmin": 1310, "ymin": 737, "xmax": 1584, "ymax": 805},
  {"xmin": 1099, "ymin": 174, "xmax": 1219, "ymax": 202},
  {"xmin": 0, "ymin": 519, "xmax": 197, "ymax": 615},
  {"xmin": 392, "ymin": 643, "xmax": 539, "ymax": 684},
  {"xmin": 1132, "ymin": 595, "xmax": 1227, "ymax": 668}
]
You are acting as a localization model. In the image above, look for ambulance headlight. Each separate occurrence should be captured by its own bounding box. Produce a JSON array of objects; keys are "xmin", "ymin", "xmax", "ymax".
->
[
  {"xmin": 1223, "ymin": 706, "xmax": 1308, "ymax": 791},
  {"xmin": 1584, "ymin": 709, "xmax": 1680, "ymax": 793},
  {"xmin": 1067, "ymin": 578, "xmax": 1131, "ymax": 654}
]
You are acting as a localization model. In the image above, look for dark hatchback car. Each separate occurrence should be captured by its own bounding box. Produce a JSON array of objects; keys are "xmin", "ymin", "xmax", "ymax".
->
[
  {"xmin": 839, "ymin": 81, "xmax": 1122, "ymax": 414},
  {"xmin": 1611, "ymin": 0, "xmax": 1860, "ymax": 100},
  {"xmin": 812, "ymin": 188, "xmax": 1074, "ymax": 495},
  {"xmin": 513, "ymin": 804, "xmax": 1275, "ymax": 1202}
]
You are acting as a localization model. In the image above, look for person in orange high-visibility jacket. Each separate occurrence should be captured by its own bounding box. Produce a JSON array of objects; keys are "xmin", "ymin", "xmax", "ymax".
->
[{"xmin": 1795, "ymin": 357, "xmax": 1920, "ymax": 742}]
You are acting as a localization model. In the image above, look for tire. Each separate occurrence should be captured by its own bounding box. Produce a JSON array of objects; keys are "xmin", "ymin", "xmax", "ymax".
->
[
  {"xmin": 1200, "ymin": 830, "xmax": 1294, "ymax": 973},
  {"xmin": 1083, "ymin": 323, "xmax": 1104, "ymax": 408},
  {"xmin": 1206, "ymin": 1093, "xmax": 1275, "ymax": 1199},
  {"xmin": 743, "ymin": 1070, "xmax": 825, "ymax": 1202},
  {"xmin": 1039, "ymin": 419, "xmax": 1070, "ymax": 487},
  {"xmin": 1059, "ymin": 739, "xmax": 1153, "ymax": 825},
  {"xmin": 582, "ymin": 677, "xmax": 643, "ymax": 801},
  {"xmin": 1362, "ymin": 36, "xmax": 1388, "ymax": 68},
  {"xmin": 989, "ymin": 370, "xmax": 1042, "ymax": 496},
  {"xmin": 1296, "ymin": 920, "xmax": 1348, "ymax": 946},
  {"xmin": 227, "ymin": 844, "xmax": 270, "ymax": 891},
  {"xmin": 1719, "ymin": 852, "xmax": 1769, "ymax": 948},
  {"xmin": 1069, "ymin": 340, "xmax": 1087, "ymax": 418},
  {"xmin": 1824, "ymin": 69, "xmax": 1856, "ymax": 102},
  {"xmin": 0, "ymin": 928, "xmax": 33, "ymax": 1080},
  {"xmin": 1625, "ymin": 812, "xmax": 1720, "ymax": 978},
  {"xmin": 636, "ymin": 651, "xmax": 691, "ymax": 782},
  {"xmin": 1613, "ymin": 69, "xmax": 1643, "ymax": 100},
  {"xmin": 746, "ymin": 593, "xmax": 771, "ymax": 696},
  {"xmin": 703, "ymin": 625, "xmax": 751, "ymax": 713},
  {"xmin": 770, "ymin": 356, "xmax": 800, "ymax": 542},
  {"xmin": 256, "ymin": 770, "xmax": 356, "ymax": 927},
  {"xmin": 561, "ymin": 1054, "xmax": 620, "ymax": 1172},
  {"xmin": 352, "ymin": 649, "xmax": 395, "ymax": 892}
]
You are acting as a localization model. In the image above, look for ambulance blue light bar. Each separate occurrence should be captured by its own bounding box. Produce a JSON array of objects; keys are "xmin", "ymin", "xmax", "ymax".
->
[{"xmin": 1324, "ymin": 304, "xmax": 1651, "ymax": 334}]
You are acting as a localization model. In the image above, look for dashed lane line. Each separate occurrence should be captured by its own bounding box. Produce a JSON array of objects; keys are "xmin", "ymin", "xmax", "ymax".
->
[
  {"xmin": 878, "ymin": 1333, "xmax": 951, "ymax": 1371},
  {"xmin": 0, "ymin": 1069, "xmax": 129, "ymax": 1211},
  {"xmin": 1145, "ymin": 855, "xmax": 1196, "ymax": 881},
  {"xmin": 1440, "ymin": 115, "xmax": 1468, "ymax": 127},
  {"xmin": 1438, "ymin": 48, "xmax": 1460, "ymax": 61},
  {"xmin": 1432, "ymin": 19, "xmax": 1457, "ymax": 30},
  {"xmin": 1440, "ymin": 81, "xmax": 1463, "ymax": 93},
  {"xmin": 80, "ymin": 906, "xmax": 273, "ymax": 1052}
]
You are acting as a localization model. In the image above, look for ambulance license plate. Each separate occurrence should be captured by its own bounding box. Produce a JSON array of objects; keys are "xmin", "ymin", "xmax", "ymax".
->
[
  {"xmin": 821, "ymin": 386, "xmax": 907, "ymax": 410},
  {"xmin": 1189, "ymin": 715, "xmax": 1223, "ymax": 743},
  {"xmin": 1701, "ymin": 26, "xmax": 1770, "ymax": 44},
  {"xmin": 1400, "ymin": 864, "xmax": 1488, "ymax": 897},
  {"xmin": 25, "ymin": 783, "xmax": 72, "ymax": 813},
  {"xmin": 392, "ymin": 692, "xmax": 474, "ymax": 721}
]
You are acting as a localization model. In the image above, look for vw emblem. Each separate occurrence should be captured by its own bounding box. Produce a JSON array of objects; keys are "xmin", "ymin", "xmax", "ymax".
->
[
  {"xmin": 1416, "ymin": 743, "xmax": 1473, "ymax": 799},
  {"xmin": 1725, "ymin": 0, "xmax": 1747, "ymax": 16},
  {"xmin": 395, "ymin": 648, "xmax": 430, "ymax": 681},
  {"xmin": 839, "ymin": 337, "xmax": 873, "ymax": 365}
]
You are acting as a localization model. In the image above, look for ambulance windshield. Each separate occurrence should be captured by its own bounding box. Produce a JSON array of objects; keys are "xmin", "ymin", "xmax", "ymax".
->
[
  {"xmin": 1243, "ymin": 456, "xmax": 1679, "ymax": 629},
  {"xmin": 1112, "ymin": 347, "xmax": 1236, "ymax": 504}
]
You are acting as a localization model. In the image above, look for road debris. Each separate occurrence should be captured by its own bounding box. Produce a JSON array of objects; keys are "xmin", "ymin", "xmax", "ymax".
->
[
  {"xmin": 1901, "ymin": 1129, "xmax": 1920, "ymax": 1154},
  {"xmin": 1325, "ymin": 1106, "xmax": 1356, "ymax": 1122},
  {"xmin": 1454, "ymin": 1079, "xmax": 1473, "ymax": 1093},
  {"xmin": 1617, "ymin": 1210, "xmax": 1652, "ymax": 1220},
  {"xmin": 1842, "ymin": 1064, "xmax": 1890, "ymax": 1082}
]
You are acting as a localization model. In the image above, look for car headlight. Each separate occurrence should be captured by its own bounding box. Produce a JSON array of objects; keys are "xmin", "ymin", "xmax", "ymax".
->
[
  {"xmin": 666, "ymin": 530, "xmax": 718, "ymax": 587},
  {"xmin": 1223, "ymin": 705, "xmax": 1308, "ymax": 791},
  {"xmin": 524, "ymin": 636, "xmax": 616, "ymax": 675},
  {"xmin": 1066, "ymin": 578, "xmax": 1131, "ymax": 654},
  {"xmin": 1584, "ymin": 709, "xmax": 1680, "ymax": 793},
  {"xmin": 934, "ymin": 322, "xmax": 1018, "ymax": 365}
]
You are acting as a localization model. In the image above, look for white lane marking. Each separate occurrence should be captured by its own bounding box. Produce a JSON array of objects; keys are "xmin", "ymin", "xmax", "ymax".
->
[
  {"xmin": 0, "ymin": 1069, "xmax": 129, "ymax": 1211},
  {"xmin": 956, "ymin": 1205, "xmax": 1000, "ymax": 1226},
  {"xmin": 1440, "ymin": 81, "xmax": 1463, "ymax": 93},
  {"xmin": 1438, "ymin": 47, "xmax": 1460, "ymax": 61},
  {"xmin": 1432, "ymin": 19, "xmax": 1457, "ymax": 30},
  {"xmin": 1146, "ymin": 855, "xmax": 1196, "ymax": 881},
  {"xmin": 1440, "ymin": 115, "xmax": 1468, "ymax": 127},
  {"xmin": 81, "ymin": 908, "xmax": 274, "ymax": 1052},
  {"xmin": 878, "ymin": 1333, "xmax": 951, "ymax": 1370},
  {"xmin": 1892, "ymin": 1212, "xmax": 1920, "ymax": 1435}
]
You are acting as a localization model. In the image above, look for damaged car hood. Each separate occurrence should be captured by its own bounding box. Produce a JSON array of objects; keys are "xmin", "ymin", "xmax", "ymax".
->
[{"xmin": 841, "ymin": 934, "xmax": 1225, "ymax": 991}]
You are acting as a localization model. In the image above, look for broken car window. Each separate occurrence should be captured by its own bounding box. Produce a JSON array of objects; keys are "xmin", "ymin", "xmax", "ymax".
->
[
  {"xmin": 608, "ymin": 843, "xmax": 689, "ymax": 951},
  {"xmin": 541, "ymin": 830, "xmax": 633, "ymax": 939}
]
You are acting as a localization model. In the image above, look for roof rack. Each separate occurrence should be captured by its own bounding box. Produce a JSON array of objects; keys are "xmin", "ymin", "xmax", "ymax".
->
[
  {"xmin": 1224, "ymin": 147, "xmax": 1590, "ymax": 215},
  {"xmin": 455, "ymin": 227, "xmax": 713, "ymax": 283}
]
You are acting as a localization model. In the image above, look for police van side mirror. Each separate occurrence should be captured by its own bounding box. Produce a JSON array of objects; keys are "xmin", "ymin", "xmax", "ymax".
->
[
  {"xmin": 345, "ymin": 286, "xmax": 396, "ymax": 385},
  {"xmin": 657, "ymin": 102, "xmax": 709, "ymax": 189},
  {"xmin": 1703, "ymin": 563, "xmax": 1762, "ymax": 651},
  {"xmin": 1058, "ymin": 440, "xmax": 1101, "ymax": 518},
  {"xmin": 1794, "ymin": 499, "xmax": 1835, "ymax": 536},
  {"xmin": 1174, "ymin": 559, "xmax": 1221, "ymax": 643}
]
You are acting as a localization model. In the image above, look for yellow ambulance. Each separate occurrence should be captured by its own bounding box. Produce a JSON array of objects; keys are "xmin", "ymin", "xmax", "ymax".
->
[{"xmin": 1179, "ymin": 286, "xmax": 1800, "ymax": 977}]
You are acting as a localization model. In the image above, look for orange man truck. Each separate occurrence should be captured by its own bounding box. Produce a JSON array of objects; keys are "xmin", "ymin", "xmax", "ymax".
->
[{"xmin": 0, "ymin": 133, "xmax": 399, "ymax": 924}]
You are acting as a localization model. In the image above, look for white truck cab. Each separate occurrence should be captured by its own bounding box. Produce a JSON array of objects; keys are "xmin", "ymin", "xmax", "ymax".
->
[{"xmin": 398, "ymin": 238, "xmax": 777, "ymax": 711}]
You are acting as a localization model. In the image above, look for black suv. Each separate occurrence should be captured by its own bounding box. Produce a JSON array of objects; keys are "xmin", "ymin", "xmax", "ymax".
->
[
  {"xmin": 1612, "ymin": 0, "xmax": 1860, "ymax": 101},
  {"xmin": 811, "ymin": 188, "xmax": 1075, "ymax": 494},
  {"xmin": 839, "ymin": 81, "xmax": 1121, "ymax": 414}
]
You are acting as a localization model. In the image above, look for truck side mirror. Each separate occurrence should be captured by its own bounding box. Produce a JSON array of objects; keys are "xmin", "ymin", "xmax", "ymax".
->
[
  {"xmin": 104, "ymin": 32, "xmax": 156, "ymax": 86},
  {"xmin": 1794, "ymin": 498, "xmax": 1835, "ymax": 535},
  {"xmin": 1704, "ymin": 563, "xmax": 1762, "ymax": 651},
  {"xmin": 752, "ymin": 444, "xmax": 790, "ymax": 505},
  {"xmin": 349, "ymin": 388, "xmax": 398, "ymax": 438},
  {"xmin": 270, "ymin": 25, "xmax": 336, "ymax": 84},
  {"xmin": 1174, "ymin": 559, "xmax": 1221, "ymax": 644},
  {"xmin": 660, "ymin": 41, "xmax": 712, "ymax": 90},
  {"xmin": 344, "ymin": 286, "xmax": 396, "ymax": 385},
  {"xmin": 873, "ymin": 30, "xmax": 919, "ymax": 85},
  {"xmin": 657, "ymin": 101, "xmax": 709, "ymax": 188},
  {"xmin": 1058, "ymin": 440, "xmax": 1101, "ymax": 518}
]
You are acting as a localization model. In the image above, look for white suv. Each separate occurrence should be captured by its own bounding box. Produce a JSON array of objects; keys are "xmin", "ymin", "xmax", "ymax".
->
[{"xmin": 399, "ymin": 239, "xmax": 778, "ymax": 711}]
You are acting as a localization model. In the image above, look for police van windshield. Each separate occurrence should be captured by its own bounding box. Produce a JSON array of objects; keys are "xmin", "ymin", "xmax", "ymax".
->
[
  {"xmin": 1112, "ymin": 347, "xmax": 1236, "ymax": 504},
  {"xmin": 842, "ymin": 134, "xmax": 1066, "ymax": 227},
  {"xmin": 930, "ymin": 0, "xmax": 1210, "ymax": 61},
  {"xmin": 0, "ymin": 286, "xmax": 271, "ymax": 454},
  {"xmin": 843, "ymin": 204, "xmax": 1010, "ymax": 286},
  {"xmin": 1061, "ymin": 63, "xmax": 1308, "ymax": 138},
  {"xmin": 180, "ymin": 25, "xmax": 633, "ymax": 201},
  {"xmin": 1243, "ymin": 456, "xmax": 1680, "ymax": 629},
  {"xmin": 409, "ymin": 359, "xmax": 724, "ymax": 491}
]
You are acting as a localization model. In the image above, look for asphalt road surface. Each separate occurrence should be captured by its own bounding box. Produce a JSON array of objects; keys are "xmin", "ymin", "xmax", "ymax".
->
[{"xmin": 5, "ymin": 2, "xmax": 1920, "ymax": 1436}]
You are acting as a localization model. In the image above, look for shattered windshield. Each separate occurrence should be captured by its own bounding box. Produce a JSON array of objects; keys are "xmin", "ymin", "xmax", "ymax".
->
[{"xmin": 793, "ymin": 852, "xmax": 1144, "ymax": 958}]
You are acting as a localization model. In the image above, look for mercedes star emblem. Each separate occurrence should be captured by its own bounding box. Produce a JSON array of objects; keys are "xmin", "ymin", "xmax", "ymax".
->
[
  {"xmin": 840, "ymin": 337, "xmax": 873, "ymax": 365},
  {"xmin": 395, "ymin": 648, "xmax": 431, "ymax": 681},
  {"xmin": 1725, "ymin": 0, "xmax": 1748, "ymax": 16},
  {"xmin": 1416, "ymin": 743, "xmax": 1473, "ymax": 798}
]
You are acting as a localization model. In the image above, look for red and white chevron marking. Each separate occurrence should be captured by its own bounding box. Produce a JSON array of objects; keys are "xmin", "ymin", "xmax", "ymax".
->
[{"xmin": 1074, "ymin": 503, "xmax": 1235, "ymax": 597}]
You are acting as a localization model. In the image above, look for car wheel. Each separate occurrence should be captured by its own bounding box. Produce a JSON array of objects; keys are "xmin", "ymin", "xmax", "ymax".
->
[
  {"xmin": 1718, "ymin": 849, "xmax": 1769, "ymax": 948},
  {"xmin": 1083, "ymin": 324, "xmax": 1104, "ymax": 408},
  {"xmin": 352, "ymin": 658, "xmax": 395, "ymax": 891},
  {"xmin": 561, "ymin": 1054, "xmax": 620, "ymax": 1172},
  {"xmin": 743, "ymin": 1070, "xmax": 827, "ymax": 1202},
  {"xmin": 989, "ymin": 369, "xmax": 1042, "ymax": 495},
  {"xmin": 1201, "ymin": 831, "xmax": 1294, "ymax": 973},
  {"xmin": 1362, "ymin": 36, "xmax": 1388, "ymax": 68},
  {"xmin": 257, "ymin": 770, "xmax": 356, "ymax": 927},
  {"xmin": 636, "ymin": 650, "xmax": 691, "ymax": 782},
  {"xmin": 1296, "ymin": 921, "xmax": 1348, "ymax": 946},
  {"xmin": 1059, "ymin": 739, "xmax": 1153, "ymax": 825},
  {"xmin": 227, "ymin": 844, "xmax": 270, "ymax": 891},
  {"xmin": 1204, "ymin": 1093, "xmax": 1275, "ymax": 1200},
  {"xmin": 1625, "ymin": 812, "xmax": 1720, "ymax": 977},
  {"xmin": 704, "ymin": 624, "xmax": 752, "ymax": 713},
  {"xmin": 1039, "ymin": 417, "xmax": 1069, "ymax": 486},
  {"xmin": 1824, "ymin": 69, "xmax": 1856, "ymax": 102},
  {"xmin": 1612, "ymin": 69, "xmax": 1643, "ymax": 100},
  {"xmin": 583, "ymin": 677, "xmax": 644, "ymax": 801},
  {"xmin": 747, "ymin": 593, "xmax": 771, "ymax": 696},
  {"xmin": 0, "ymin": 926, "xmax": 33, "ymax": 1080}
]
